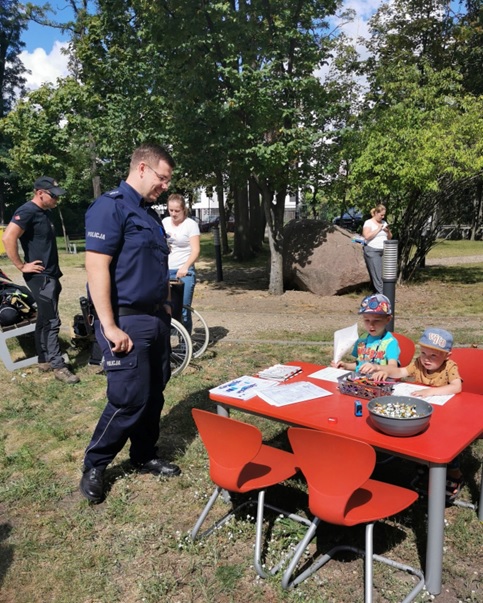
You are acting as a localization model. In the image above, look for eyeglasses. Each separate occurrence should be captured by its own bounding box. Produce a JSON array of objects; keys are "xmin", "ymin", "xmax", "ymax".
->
[{"xmin": 144, "ymin": 163, "xmax": 171, "ymax": 185}]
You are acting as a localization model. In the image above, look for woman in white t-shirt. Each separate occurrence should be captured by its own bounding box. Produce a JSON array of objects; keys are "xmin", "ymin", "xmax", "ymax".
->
[
  {"xmin": 162, "ymin": 194, "xmax": 200, "ymax": 333},
  {"xmin": 362, "ymin": 204, "xmax": 392, "ymax": 294}
]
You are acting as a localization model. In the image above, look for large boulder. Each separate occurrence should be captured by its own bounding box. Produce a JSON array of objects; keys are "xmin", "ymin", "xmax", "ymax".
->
[{"xmin": 283, "ymin": 219, "xmax": 369, "ymax": 295}]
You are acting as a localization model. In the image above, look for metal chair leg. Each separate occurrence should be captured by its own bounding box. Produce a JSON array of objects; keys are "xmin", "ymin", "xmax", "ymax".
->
[
  {"xmin": 282, "ymin": 519, "xmax": 425, "ymax": 603},
  {"xmin": 191, "ymin": 487, "xmax": 255, "ymax": 540},
  {"xmin": 191, "ymin": 486, "xmax": 222, "ymax": 540}
]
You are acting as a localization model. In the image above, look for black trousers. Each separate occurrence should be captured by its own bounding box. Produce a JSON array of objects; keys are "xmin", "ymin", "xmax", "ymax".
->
[{"xmin": 26, "ymin": 275, "xmax": 65, "ymax": 368}]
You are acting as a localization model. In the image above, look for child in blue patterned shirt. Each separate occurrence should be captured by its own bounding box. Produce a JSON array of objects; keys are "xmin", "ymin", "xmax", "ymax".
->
[{"xmin": 331, "ymin": 293, "xmax": 400, "ymax": 373}]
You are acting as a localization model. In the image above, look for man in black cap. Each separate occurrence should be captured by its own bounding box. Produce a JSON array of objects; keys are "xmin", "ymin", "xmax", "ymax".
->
[{"xmin": 2, "ymin": 177, "xmax": 80, "ymax": 383}]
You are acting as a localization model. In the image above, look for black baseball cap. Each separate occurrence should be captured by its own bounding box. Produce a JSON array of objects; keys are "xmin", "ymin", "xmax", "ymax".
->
[{"xmin": 33, "ymin": 176, "xmax": 66, "ymax": 196}]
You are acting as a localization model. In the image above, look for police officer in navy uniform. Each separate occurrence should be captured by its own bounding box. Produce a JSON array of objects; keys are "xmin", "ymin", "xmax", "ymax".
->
[
  {"xmin": 2, "ymin": 177, "xmax": 80, "ymax": 384},
  {"xmin": 80, "ymin": 143, "xmax": 180, "ymax": 504}
]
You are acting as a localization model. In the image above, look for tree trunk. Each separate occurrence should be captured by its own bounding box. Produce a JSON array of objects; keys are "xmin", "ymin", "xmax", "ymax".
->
[
  {"xmin": 248, "ymin": 176, "xmax": 264, "ymax": 251},
  {"xmin": 258, "ymin": 180, "xmax": 285, "ymax": 295},
  {"xmin": 232, "ymin": 180, "xmax": 253, "ymax": 261},
  {"xmin": 57, "ymin": 206, "xmax": 70, "ymax": 252},
  {"xmin": 215, "ymin": 170, "xmax": 230, "ymax": 254},
  {"xmin": 92, "ymin": 175, "xmax": 101, "ymax": 199},
  {"xmin": 470, "ymin": 179, "xmax": 482, "ymax": 241},
  {"xmin": 0, "ymin": 180, "xmax": 5, "ymax": 224},
  {"xmin": 266, "ymin": 228, "xmax": 284, "ymax": 294},
  {"xmin": 89, "ymin": 135, "xmax": 102, "ymax": 198}
]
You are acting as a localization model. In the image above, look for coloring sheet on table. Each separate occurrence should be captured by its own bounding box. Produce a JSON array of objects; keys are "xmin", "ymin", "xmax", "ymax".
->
[
  {"xmin": 333, "ymin": 323, "xmax": 359, "ymax": 363},
  {"xmin": 257, "ymin": 381, "xmax": 332, "ymax": 407},
  {"xmin": 392, "ymin": 382, "xmax": 455, "ymax": 406},
  {"xmin": 209, "ymin": 376, "xmax": 278, "ymax": 401},
  {"xmin": 309, "ymin": 367, "xmax": 351, "ymax": 383}
]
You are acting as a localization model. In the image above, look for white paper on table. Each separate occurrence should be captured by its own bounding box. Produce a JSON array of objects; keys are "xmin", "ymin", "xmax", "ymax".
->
[
  {"xmin": 257, "ymin": 381, "xmax": 332, "ymax": 407},
  {"xmin": 309, "ymin": 366, "xmax": 351, "ymax": 383},
  {"xmin": 209, "ymin": 376, "xmax": 278, "ymax": 401},
  {"xmin": 391, "ymin": 382, "xmax": 455, "ymax": 406},
  {"xmin": 257, "ymin": 364, "xmax": 302, "ymax": 381},
  {"xmin": 333, "ymin": 323, "xmax": 359, "ymax": 363}
]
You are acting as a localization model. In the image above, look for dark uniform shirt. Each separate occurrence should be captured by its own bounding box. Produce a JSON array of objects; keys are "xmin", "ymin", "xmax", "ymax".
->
[
  {"xmin": 85, "ymin": 181, "xmax": 170, "ymax": 308},
  {"xmin": 10, "ymin": 201, "xmax": 62, "ymax": 280}
]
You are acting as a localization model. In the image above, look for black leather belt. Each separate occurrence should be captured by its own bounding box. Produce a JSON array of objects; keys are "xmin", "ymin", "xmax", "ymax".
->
[{"xmin": 117, "ymin": 304, "xmax": 162, "ymax": 317}]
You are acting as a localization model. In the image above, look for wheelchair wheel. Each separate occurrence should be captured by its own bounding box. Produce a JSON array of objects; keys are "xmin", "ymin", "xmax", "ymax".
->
[
  {"xmin": 170, "ymin": 318, "xmax": 193, "ymax": 376},
  {"xmin": 183, "ymin": 305, "xmax": 209, "ymax": 358}
]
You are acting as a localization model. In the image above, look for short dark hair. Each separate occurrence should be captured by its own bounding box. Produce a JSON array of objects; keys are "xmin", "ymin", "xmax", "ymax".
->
[{"xmin": 130, "ymin": 143, "xmax": 176, "ymax": 171}]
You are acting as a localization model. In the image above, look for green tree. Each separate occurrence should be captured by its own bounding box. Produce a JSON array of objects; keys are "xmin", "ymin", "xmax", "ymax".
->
[
  {"xmin": 0, "ymin": 1, "xmax": 93, "ymax": 229},
  {"xmin": 1, "ymin": 80, "xmax": 95, "ymax": 234},
  {"xmin": 327, "ymin": 0, "xmax": 483, "ymax": 279},
  {"xmin": 350, "ymin": 63, "xmax": 483, "ymax": 278},
  {"xmin": 140, "ymin": 0, "xmax": 342, "ymax": 293},
  {"xmin": 455, "ymin": 1, "xmax": 483, "ymax": 95},
  {"xmin": 3, "ymin": 0, "xmax": 346, "ymax": 295},
  {"xmin": 0, "ymin": 0, "xmax": 29, "ymax": 222},
  {"xmin": 307, "ymin": 32, "xmax": 366, "ymax": 223},
  {"xmin": 2, "ymin": 0, "xmax": 173, "ymax": 204}
]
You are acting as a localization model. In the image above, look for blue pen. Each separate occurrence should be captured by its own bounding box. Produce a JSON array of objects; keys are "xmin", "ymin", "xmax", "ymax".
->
[
  {"xmin": 239, "ymin": 383, "xmax": 257, "ymax": 393},
  {"xmin": 220, "ymin": 379, "xmax": 242, "ymax": 390}
]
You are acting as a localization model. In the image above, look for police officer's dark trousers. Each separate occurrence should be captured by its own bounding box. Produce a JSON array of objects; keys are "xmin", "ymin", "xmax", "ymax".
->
[{"xmin": 83, "ymin": 311, "xmax": 171, "ymax": 470}]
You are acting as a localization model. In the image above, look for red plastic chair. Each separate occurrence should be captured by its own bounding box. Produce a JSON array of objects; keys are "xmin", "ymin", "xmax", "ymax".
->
[
  {"xmin": 445, "ymin": 348, "xmax": 482, "ymax": 512},
  {"xmin": 282, "ymin": 428, "xmax": 424, "ymax": 602},
  {"xmin": 392, "ymin": 332, "xmax": 416, "ymax": 366},
  {"xmin": 191, "ymin": 409, "xmax": 310, "ymax": 577},
  {"xmin": 449, "ymin": 348, "xmax": 483, "ymax": 394}
]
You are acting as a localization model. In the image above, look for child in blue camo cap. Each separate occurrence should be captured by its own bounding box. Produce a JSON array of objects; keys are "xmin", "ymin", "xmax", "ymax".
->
[
  {"xmin": 373, "ymin": 327, "xmax": 464, "ymax": 502},
  {"xmin": 331, "ymin": 293, "xmax": 400, "ymax": 373}
]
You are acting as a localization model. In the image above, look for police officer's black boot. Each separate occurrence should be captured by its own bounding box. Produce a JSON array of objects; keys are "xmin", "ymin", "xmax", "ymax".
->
[{"xmin": 80, "ymin": 467, "xmax": 105, "ymax": 503}]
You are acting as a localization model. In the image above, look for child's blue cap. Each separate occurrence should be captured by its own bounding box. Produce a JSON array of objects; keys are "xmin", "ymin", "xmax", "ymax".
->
[
  {"xmin": 419, "ymin": 328, "xmax": 453, "ymax": 352},
  {"xmin": 358, "ymin": 294, "xmax": 392, "ymax": 316}
]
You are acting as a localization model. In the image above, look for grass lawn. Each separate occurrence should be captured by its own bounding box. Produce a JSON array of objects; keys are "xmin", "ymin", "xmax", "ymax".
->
[
  {"xmin": 427, "ymin": 239, "xmax": 483, "ymax": 258},
  {"xmin": 0, "ymin": 240, "xmax": 482, "ymax": 603}
]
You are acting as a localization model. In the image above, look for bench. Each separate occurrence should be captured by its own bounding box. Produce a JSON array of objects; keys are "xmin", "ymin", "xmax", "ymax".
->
[
  {"xmin": 437, "ymin": 225, "xmax": 472, "ymax": 240},
  {"xmin": 66, "ymin": 234, "xmax": 85, "ymax": 254},
  {"xmin": 0, "ymin": 314, "xmax": 38, "ymax": 371}
]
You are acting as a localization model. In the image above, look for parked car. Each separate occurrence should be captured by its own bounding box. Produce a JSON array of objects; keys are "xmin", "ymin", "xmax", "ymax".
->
[
  {"xmin": 199, "ymin": 216, "xmax": 220, "ymax": 232},
  {"xmin": 332, "ymin": 210, "xmax": 363, "ymax": 231}
]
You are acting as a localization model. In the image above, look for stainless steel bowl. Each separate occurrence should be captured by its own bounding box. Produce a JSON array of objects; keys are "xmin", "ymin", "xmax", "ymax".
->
[{"xmin": 367, "ymin": 396, "xmax": 433, "ymax": 437}]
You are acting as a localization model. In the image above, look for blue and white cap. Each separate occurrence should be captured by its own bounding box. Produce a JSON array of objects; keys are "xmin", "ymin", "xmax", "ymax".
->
[{"xmin": 419, "ymin": 328, "xmax": 453, "ymax": 353}]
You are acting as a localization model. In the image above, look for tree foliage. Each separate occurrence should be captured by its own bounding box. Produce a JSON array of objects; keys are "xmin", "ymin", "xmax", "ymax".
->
[
  {"xmin": 0, "ymin": 0, "xmax": 29, "ymax": 221},
  {"xmin": 137, "ymin": 0, "xmax": 343, "ymax": 292},
  {"xmin": 1, "ymin": 0, "xmax": 482, "ymax": 289},
  {"xmin": 327, "ymin": 0, "xmax": 483, "ymax": 279}
]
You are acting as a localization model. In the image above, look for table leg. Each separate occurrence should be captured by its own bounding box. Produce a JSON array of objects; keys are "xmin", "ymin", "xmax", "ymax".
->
[
  {"xmin": 478, "ymin": 464, "xmax": 483, "ymax": 521},
  {"xmin": 216, "ymin": 404, "xmax": 232, "ymax": 503},
  {"xmin": 216, "ymin": 404, "xmax": 229, "ymax": 417},
  {"xmin": 425, "ymin": 463, "xmax": 446, "ymax": 595}
]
